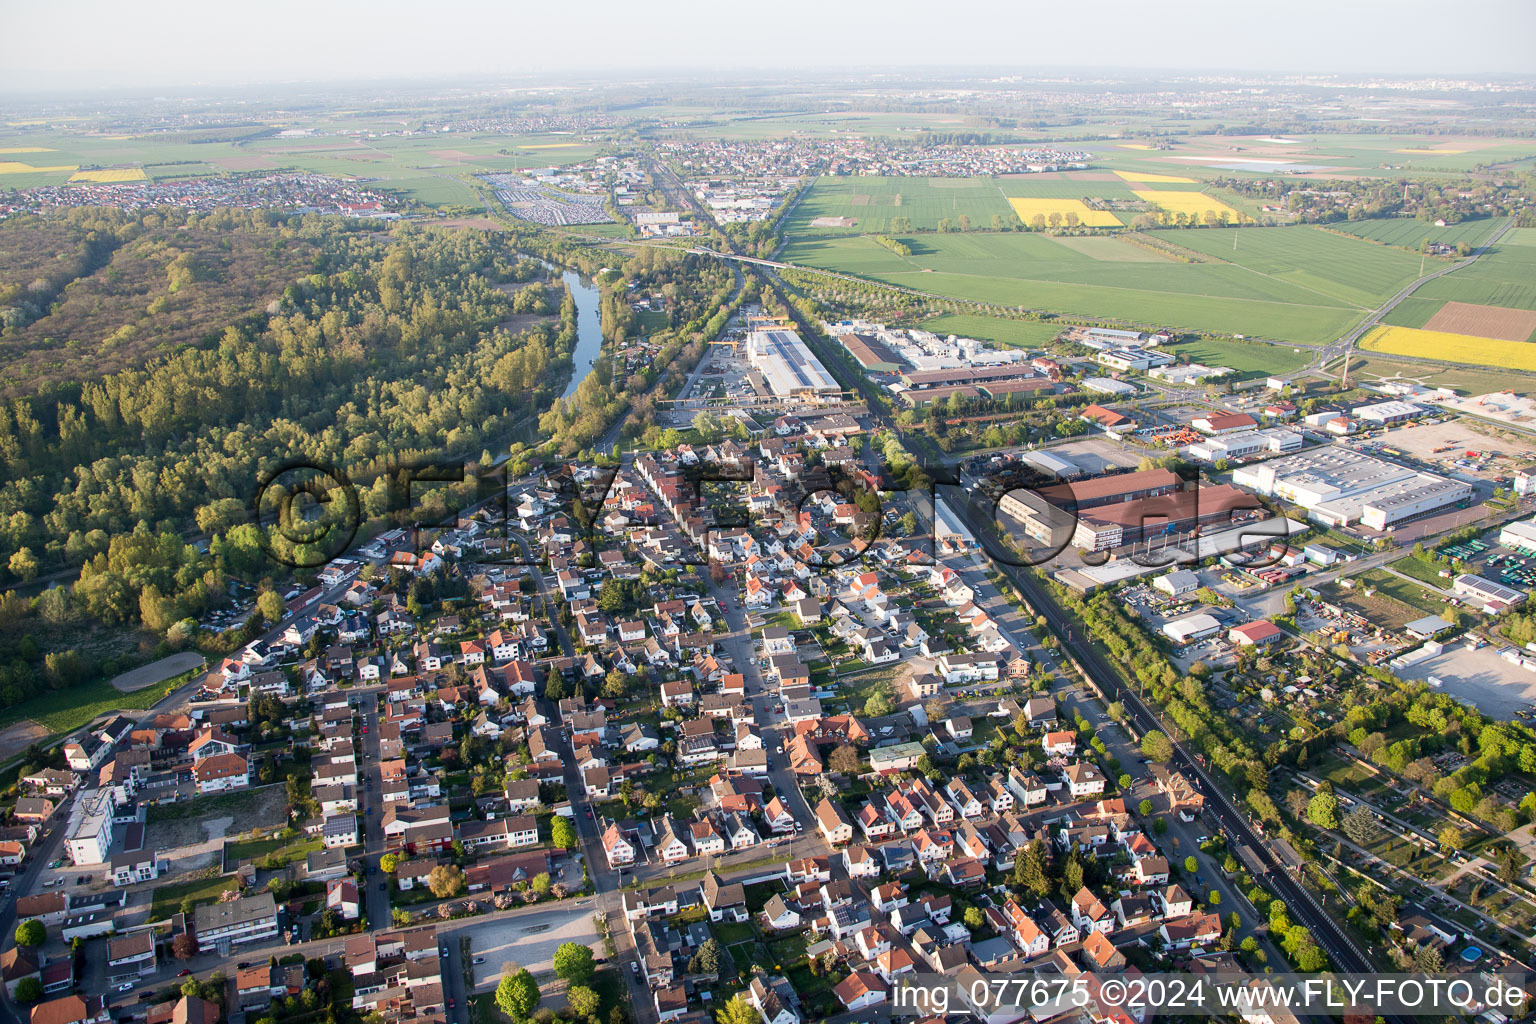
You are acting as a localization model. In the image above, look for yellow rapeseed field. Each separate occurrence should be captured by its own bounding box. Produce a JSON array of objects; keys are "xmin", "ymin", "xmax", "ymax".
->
[
  {"xmin": 1361, "ymin": 325, "xmax": 1536, "ymax": 372},
  {"xmin": 1007, "ymin": 197, "xmax": 1121, "ymax": 228},
  {"xmin": 1118, "ymin": 144, "xmax": 1156, "ymax": 150},
  {"xmin": 68, "ymin": 167, "xmax": 147, "ymax": 183},
  {"xmin": 0, "ymin": 147, "xmax": 55, "ymax": 154},
  {"xmin": 1114, "ymin": 170, "xmax": 1198, "ymax": 184},
  {"xmin": 0, "ymin": 161, "xmax": 76, "ymax": 175},
  {"xmin": 517, "ymin": 143, "xmax": 581, "ymax": 150},
  {"xmin": 1397, "ymin": 148, "xmax": 1467, "ymax": 155},
  {"xmin": 1132, "ymin": 189, "xmax": 1247, "ymax": 222}
]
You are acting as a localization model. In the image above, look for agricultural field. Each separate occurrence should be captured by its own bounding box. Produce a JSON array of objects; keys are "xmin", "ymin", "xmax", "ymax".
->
[
  {"xmin": 1133, "ymin": 189, "xmax": 1247, "ymax": 223},
  {"xmin": 0, "ymin": 125, "xmax": 609, "ymax": 206},
  {"xmin": 783, "ymin": 176, "xmax": 1015, "ymax": 235},
  {"xmin": 783, "ymin": 223, "xmax": 1431, "ymax": 343},
  {"xmin": 1422, "ymin": 301, "xmax": 1536, "ymax": 342},
  {"xmin": 917, "ymin": 314, "xmax": 1065, "ymax": 349},
  {"xmin": 1359, "ymin": 325, "xmax": 1536, "ymax": 373},
  {"xmin": 1330, "ymin": 217, "xmax": 1505, "ymax": 250},
  {"xmin": 1006, "ymin": 197, "xmax": 1120, "ymax": 228},
  {"xmin": 68, "ymin": 167, "xmax": 146, "ymax": 183},
  {"xmin": 1149, "ymin": 226, "xmax": 1425, "ymax": 309},
  {"xmin": 1409, "ymin": 230, "xmax": 1536, "ymax": 312}
]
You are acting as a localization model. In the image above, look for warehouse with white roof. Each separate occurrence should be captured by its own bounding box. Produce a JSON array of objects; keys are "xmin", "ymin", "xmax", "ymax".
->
[
  {"xmin": 745, "ymin": 329, "xmax": 841, "ymax": 399},
  {"xmin": 1231, "ymin": 447, "xmax": 1471, "ymax": 529}
]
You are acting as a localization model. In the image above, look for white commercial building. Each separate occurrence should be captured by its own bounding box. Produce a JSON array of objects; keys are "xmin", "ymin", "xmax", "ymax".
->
[
  {"xmin": 1153, "ymin": 570, "xmax": 1200, "ymax": 597},
  {"xmin": 1500, "ymin": 519, "xmax": 1536, "ymax": 555},
  {"xmin": 1232, "ymin": 447, "xmax": 1470, "ymax": 528},
  {"xmin": 745, "ymin": 329, "xmax": 841, "ymax": 399},
  {"xmin": 1352, "ymin": 400, "xmax": 1424, "ymax": 425},
  {"xmin": 1453, "ymin": 574, "xmax": 1526, "ymax": 611},
  {"xmin": 1081, "ymin": 377, "xmax": 1138, "ymax": 397},
  {"xmin": 1163, "ymin": 613, "xmax": 1222, "ymax": 644},
  {"xmin": 1187, "ymin": 428, "xmax": 1302, "ymax": 464}
]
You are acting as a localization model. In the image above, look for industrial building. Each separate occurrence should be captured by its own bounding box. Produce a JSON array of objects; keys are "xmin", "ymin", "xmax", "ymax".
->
[
  {"xmin": 1164, "ymin": 613, "xmax": 1221, "ymax": 644},
  {"xmin": 1081, "ymin": 377, "xmax": 1139, "ymax": 397},
  {"xmin": 1149, "ymin": 363, "xmax": 1232, "ymax": 385},
  {"xmin": 1097, "ymin": 347, "xmax": 1173, "ymax": 372},
  {"xmin": 1231, "ymin": 448, "xmax": 1471, "ymax": 529},
  {"xmin": 900, "ymin": 364, "xmax": 1045, "ymax": 390},
  {"xmin": 1453, "ymin": 573, "xmax": 1526, "ymax": 611},
  {"xmin": 1192, "ymin": 412, "xmax": 1257, "ymax": 435},
  {"xmin": 1501, "ymin": 519, "xmax": 1536, "ymax": 555},
  {"xmin": 1186, "ymin": 428, "xmax": 1302, "ymax": 464},
  {"xmin": 836, "ymin": 332, "xmax": 904, "ymax": 374},
  {"xmin": 1066, "ymin": 483, "xmax": 1259, "ymax": 552},
  {"xmin": 1352, "ymin": 400, "xmax": 1424, "ymax": 425},
  {"xmin": 745, "ymin": 329, "xmax": 841, "ymax": 399}
]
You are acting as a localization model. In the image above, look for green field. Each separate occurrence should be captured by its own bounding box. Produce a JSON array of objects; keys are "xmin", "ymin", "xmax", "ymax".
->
[
  {"xmin": 918, "ymin": 314, "xmax": 1065, "ymax": 348},
  {"xmin": 1163, "ymin": 338, "xmax": 1313, "ymax": 376},
  {"xmin": 149, "ymin": 873, "xmax": 241, "ymax": 920},
  {"xmin": 0, "ymin": 126, "xmax": 609, "ymax": 207},
  {"xmin": 0, "ymin": 668, "xmax": 192, "ymax": 736},
  {"xmin": 1330, "ymin": 217, "xmax": 1505, "ymax": 250},
  {"xmin": 1147, "ymin": 226, "xmax": 1424, "ymax": 310},
  {"xmin": 1411, "ymin": 233, "xmax": 1536, "ymax": 311},
  {"xmin": 779, "ymin": 226, "xmax": 1398, "ymax": 344},
  {"xmin": 783, "ymin": 176, "xmax": 1015, "ymax": 235}
]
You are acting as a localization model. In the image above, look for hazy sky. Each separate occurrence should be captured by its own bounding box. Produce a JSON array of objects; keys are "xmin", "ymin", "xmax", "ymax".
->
[{"xmin": 4, "ymin": 0, "xmax": 1534, "ymax": 93}]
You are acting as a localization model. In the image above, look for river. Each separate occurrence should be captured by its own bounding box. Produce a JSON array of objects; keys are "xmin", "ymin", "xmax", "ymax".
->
[{"xmin": 555, "ymin": 267, "xmax": 603, "ymax": 401}]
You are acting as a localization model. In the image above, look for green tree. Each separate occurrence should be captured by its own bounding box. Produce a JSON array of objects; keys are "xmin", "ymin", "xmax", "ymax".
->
[
  {"xmin": 1184, "ymin": 855, "xmax": 1199, "ymax": 874},
  {"xmin": 14, "ymin": 920, "xmax": 44, "ymax": 947},
  {"xmin": 532, "ymin": 872, "xmax": 553, "ymax": 896},
  {"xmin": 552, "ymin": 815, "xmax": 578, "ymax": 850},
  {"xmin": 1140, "ymin": 731, "xmax": 1173, "ymax": 762},
  {"xmin": 1306, "ymin": 791, "xmax": 1340, "ymax": 830},
  {"xmin": 567, "ymin": 985, "xmax": 601, "ymax": 1020},
  {"xmin": 379, "ymin": 852, "xmax": 400, "ymax": 874},
  {"xmin": 13, "ymin": 977, "xmax": 42, "ymax": 1003},
  {"xmin": 496, "ymin": 969, "xmax": 540, "ymax": 1021},
  {"xmin": 256, "ymin": 589, "xmax": 287, "ymax": 622},
  {"xmin": 552, "ymin": 942, "xmax": 596, "ymax": 985},
  {"xmin": 717, "ymin": 995, "xmax": 759, "ymax": 1024}
]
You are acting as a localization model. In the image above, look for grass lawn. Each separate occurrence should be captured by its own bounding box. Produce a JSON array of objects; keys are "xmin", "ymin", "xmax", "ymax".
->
[
  {"xmin": 149, "ymin": 873, "xmax": 240, "ymax": 919},
  {"xmin": 1162, "ymin": 338, "xmax": 1313, "ymax": 377},
  {"xmin": 0, "ymin": 665, "xmax": 197, "ymax": 736},
  {"xmin": 224, "ymin": 833, "xmax": 322, "ymax": 867},
  {"xmin": 1359, "ymin": 569, "xmax": 1463, "ymax": 617},
  {"xmin": 1390, "ymin": 554, "xmax": 1454, "ymax": 586}
]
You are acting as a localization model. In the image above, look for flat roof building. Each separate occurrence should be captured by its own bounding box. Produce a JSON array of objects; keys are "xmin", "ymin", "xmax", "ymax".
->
[
  {"xmin": 746, "ymin": 329, "xmax": 840, "ymax": 399},
  {"xmin": 1232, "ymin": 448, "xmax": 1469, "ymax": 528},
  {"xmin": 1164, "ymin": 613, "xmax": 1221, "ymax": 644}
]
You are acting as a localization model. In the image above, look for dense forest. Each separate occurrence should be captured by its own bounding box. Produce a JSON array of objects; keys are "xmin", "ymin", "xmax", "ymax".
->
[{"xmin": 0, "ymin": 209, "xmax": 572, "ymax": 598}]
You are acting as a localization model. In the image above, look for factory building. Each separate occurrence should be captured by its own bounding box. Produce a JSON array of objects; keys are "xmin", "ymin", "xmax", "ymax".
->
[
  {"xmin": 1500, "ymin": 518, "xmax": 1536, "ymax": 555},
  {"xmin": 1352, "ymin": 400, "xmax": 1424, "ymax": 426},
  {"xmin": 1232, "ymin": 448, "xmax": 1470, "ymax": 529},
  {"xmin": 1097, "ymin": 348, "xmax": 1173, "ymax": 372},
  {"xmin": 745, "ymin": 329, "xmax": 841, "ymax": 399},
  {"xmin": 1453, "ymin": 574, "xmax": 1526, "ymax": 611},
  {"xmin": 836, "ymin": 332, "xmax": 904, "ymax": 374},
  {"xmin": 1187, "ymin": 428, "xmax": 1302, "ymax": 464},
  {"xmin": 1163, "ymin": 613, "xmax": 1222, "ymax": 644}
]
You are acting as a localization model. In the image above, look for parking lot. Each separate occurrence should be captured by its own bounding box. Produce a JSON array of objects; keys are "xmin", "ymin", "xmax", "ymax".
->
[
  {"xmin": 1396, "ymin": 644, "xmax": 1536, "ymax": 721},
  {"xmin": 466, "ymin": 903, "xmax": 604, "ymax": 984}
]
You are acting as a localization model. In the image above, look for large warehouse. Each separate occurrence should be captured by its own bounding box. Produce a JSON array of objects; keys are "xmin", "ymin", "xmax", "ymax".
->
[
  {"xmin": 746, "ymin": 329, "xmax": 842, "ymax": 399},
  {"xmin": 1231, "ymin": 447, "xmax": 1471, "ymax": 529}
]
